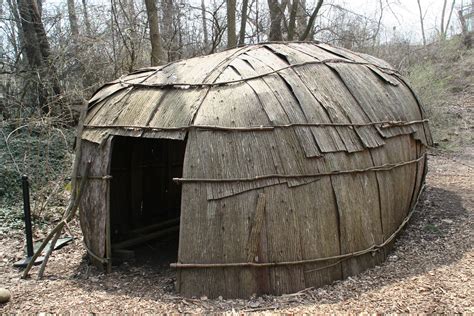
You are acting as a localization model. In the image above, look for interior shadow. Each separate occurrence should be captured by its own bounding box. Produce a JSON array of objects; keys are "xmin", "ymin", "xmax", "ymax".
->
[{"xmin": 108, "ymin": 136, "xmax": 185, "ymax": 274}]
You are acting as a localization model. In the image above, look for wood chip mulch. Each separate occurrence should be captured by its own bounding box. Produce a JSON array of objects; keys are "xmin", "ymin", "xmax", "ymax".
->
[{"xmin": 0, "ymin": 153, "xmax": 472, "ymax": 313}]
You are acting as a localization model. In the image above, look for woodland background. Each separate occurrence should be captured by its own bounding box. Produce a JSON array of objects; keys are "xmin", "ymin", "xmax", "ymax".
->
[{"xmin": 0, "ymin": 0, "xmax": 473, "ymax": 224}]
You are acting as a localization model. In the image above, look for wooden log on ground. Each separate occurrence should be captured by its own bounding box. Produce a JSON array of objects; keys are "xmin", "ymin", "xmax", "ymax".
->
[
  {"xmin": 112, "ymin": 225, "xmax": 179, "ymax": 250},
  {"xmin": 129, "ymin": 217, "xmax": 180, "ymax": 235}
]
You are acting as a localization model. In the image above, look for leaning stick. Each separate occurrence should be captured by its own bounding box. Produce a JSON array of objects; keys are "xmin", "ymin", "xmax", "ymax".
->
[
  {"xmin": 22, "ymin": 102, "xmax": 89, "ymax": 279},
  {"xmin": 36, "ymin": 164, "xmax": 90, "ymax": 278},
  {"xmin": 38, "ymin": 227, "xmax": 62, "ymax": 278},
  {"xmin": 21, "ymin": 163, "xmax": 90, "ymax": 279},
  {"xmin": 36, "ymin": 102, "xmax": 89, "ymax": 279}
]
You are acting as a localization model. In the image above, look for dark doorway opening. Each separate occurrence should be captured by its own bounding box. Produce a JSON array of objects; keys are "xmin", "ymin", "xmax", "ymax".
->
[{"xmin": 110, "ymin": 136, "xmax": 186, "ymax": 268}]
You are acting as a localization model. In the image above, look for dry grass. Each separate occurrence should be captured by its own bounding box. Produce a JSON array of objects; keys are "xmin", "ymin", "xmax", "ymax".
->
[{"xmin": 405, "ymin": 38, "xmax": 473, "ymax": 152}]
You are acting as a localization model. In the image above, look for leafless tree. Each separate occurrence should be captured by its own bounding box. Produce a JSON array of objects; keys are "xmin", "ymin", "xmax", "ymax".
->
[
  {"xmin": 416, "ymin": 0, "xmax": 427, "ymax": 46},
  {"xmin": 201, "ymin": 0, "xmax": 209, "ymax": 47},
  {"xmin": 239, "ymin": 0, "xmax": 249, "ymax": 45},
  {"xmin": 81, "ymin": 0, "xmax": 92, "ymax": 37},
  {"xmin": 16, "ymin": 0, "xmax": 60, "ymax": 113},
  {"xmin": 440, "ymin": 0, "xmax": 456, "ymax": 40},
  {"xmin": 163, "ymin": 0, "xmax": 179, "ymax": 61},
  {"xmin": 144, "ymin": 0, "xmax": 164, "ymax": 66},
  {"xmin": 226, "ymin": 0, "xmax": 237, "ymax": 48},
  {"xmin": 67, "ymin": 0, "xmax": 79, "ymax": 39},
  {"xmin": 296, "ymin": 0, "xmax": 307, "ymax": 38},
  {"xmin": 287, "ymin": 0, "xmax": 298, "ymax": 40},
  {"xmin": 208, "ymin": 1, "xmax": 226, "ymax": 53},
  {"xmin": 268, "ymin": 0, "xmax": 283, "ymax": 41},
  {"xmin": 299, "ymin": 0, "xmax": 323, "ymax": 41}
]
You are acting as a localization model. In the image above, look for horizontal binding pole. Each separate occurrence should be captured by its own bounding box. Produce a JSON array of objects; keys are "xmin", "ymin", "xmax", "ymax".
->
[
  {"xmin": 173, "ymin": 155, "xmax": 425, "ymax": 183},
  {"xmin": 170, "ymin": 185, "xmax": 426, "ymax": 270},
  {"xmin": 83, "ymin": 119, "xmax": 428, "ymax": 133},
  {"xmin": 111, "ymin": 59, "xmax": 397, "ymax": 89}
]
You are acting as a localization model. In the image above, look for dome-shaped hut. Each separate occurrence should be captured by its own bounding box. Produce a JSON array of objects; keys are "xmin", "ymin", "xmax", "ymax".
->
[{"xmin": 77, "ymin": 42, "xmax": 432, "ymax": 298}]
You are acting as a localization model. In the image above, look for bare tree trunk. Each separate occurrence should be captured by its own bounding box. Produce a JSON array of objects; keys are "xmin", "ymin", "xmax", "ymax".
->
[
  {"xmin": 127, "ymin": 0, "xmax": 138, "ymax": 67},
  {"xmin": 440, "ymin": 0, "xmax": 447, "ymax": 36},
  {"xmin": 443, "ymin": 0, "xmax": 456, "ymax": 40},
  {"xmin": 0, "ymin": 0, "xmax": 5, "ymax": 57},
  {"xmin": 8, "ymin": 0, "xmax": 25, "ymax": 61},
  {"xmin": 280, "ymin": 0, "xmax": 290, "ymax": 35},
  {"xmin": 28, "ymin": 0, "xmax": 51, "ymax": 61},
  {"xmin": 176, "ymin": 6, "xmax": 183, "ymax": 60},
  {"xmin": 296, "ymin": 0, "xmax": 307, "ymax": 38},
  {"xmin": 227, "ymin": 0, "xmax": 237, "ymax": 48},
  {"xmin": 16, "ymin": 0, "xmax": 42, "ymax": 66},
  {"xmin": 29, "ymin": 0, "xmax": 60, "ymax": 99},
  {"xmin": 110, "ymin": 0, "xmax": 117, "ymax": 75},
  {"xmin": 299, "ymin": 0, "xmax": 323, "ymax": 41},
  {"xmin": 163, "ymin": 0, "xmax": 177, "ymax": 61},
  {"xmin": 162, "ymin": 0, "xmax": 172, "ymax": 55},
  {"xmin": 416, "ymin": 0, "xmax": 426, "ymax": 46},
  {"xmin": 287, "ymin": 0, "xmax": 298, "ymax": 40},
  {"xmin": 268, "ymin": 0, "xmax": 282, "ymax": 41},
  {"xmin": 67, "ymin": 0, "xmax": 79, "ymax": 38},
  {"xmin": 201, "ymin": 0, "xmax": 208, "ymax": 47},
  {"xmin": 17, "ymin": 0, "xmax": 60, "ymax": 113},
  {"xmin": 81, "ymin": 0, "xmax": 92, "ymax": 36},
  {"xmin": 144, "ymin": 0, "xmax": 163, "ymax": 66},
  {"xmin": 256, "ymin": 0, "xmax": 260, "ymax": 42},
  {"xmin": 239, "ymin": 0, "xmax": 249, "ymax": 45}
]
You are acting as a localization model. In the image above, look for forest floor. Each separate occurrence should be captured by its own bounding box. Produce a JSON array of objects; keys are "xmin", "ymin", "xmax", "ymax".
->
[
  {"xmin": 0, "ymin": 151, "xmax": 472, "ymax": 313},
  {"xmin": 1, "ymin": 41, "xmax": 473, "ymax": 313}
]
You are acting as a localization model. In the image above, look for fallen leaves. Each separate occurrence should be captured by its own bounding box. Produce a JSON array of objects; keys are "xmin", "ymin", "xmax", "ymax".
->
[{"xmin": 0, "ymin": 155, "xmax": 472, "ymax": 313}]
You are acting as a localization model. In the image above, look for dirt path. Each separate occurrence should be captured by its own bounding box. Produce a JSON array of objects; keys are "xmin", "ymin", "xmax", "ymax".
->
[{"xmin": 0, "ymin": 152, "xmax": 472, "ymax": 313}]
